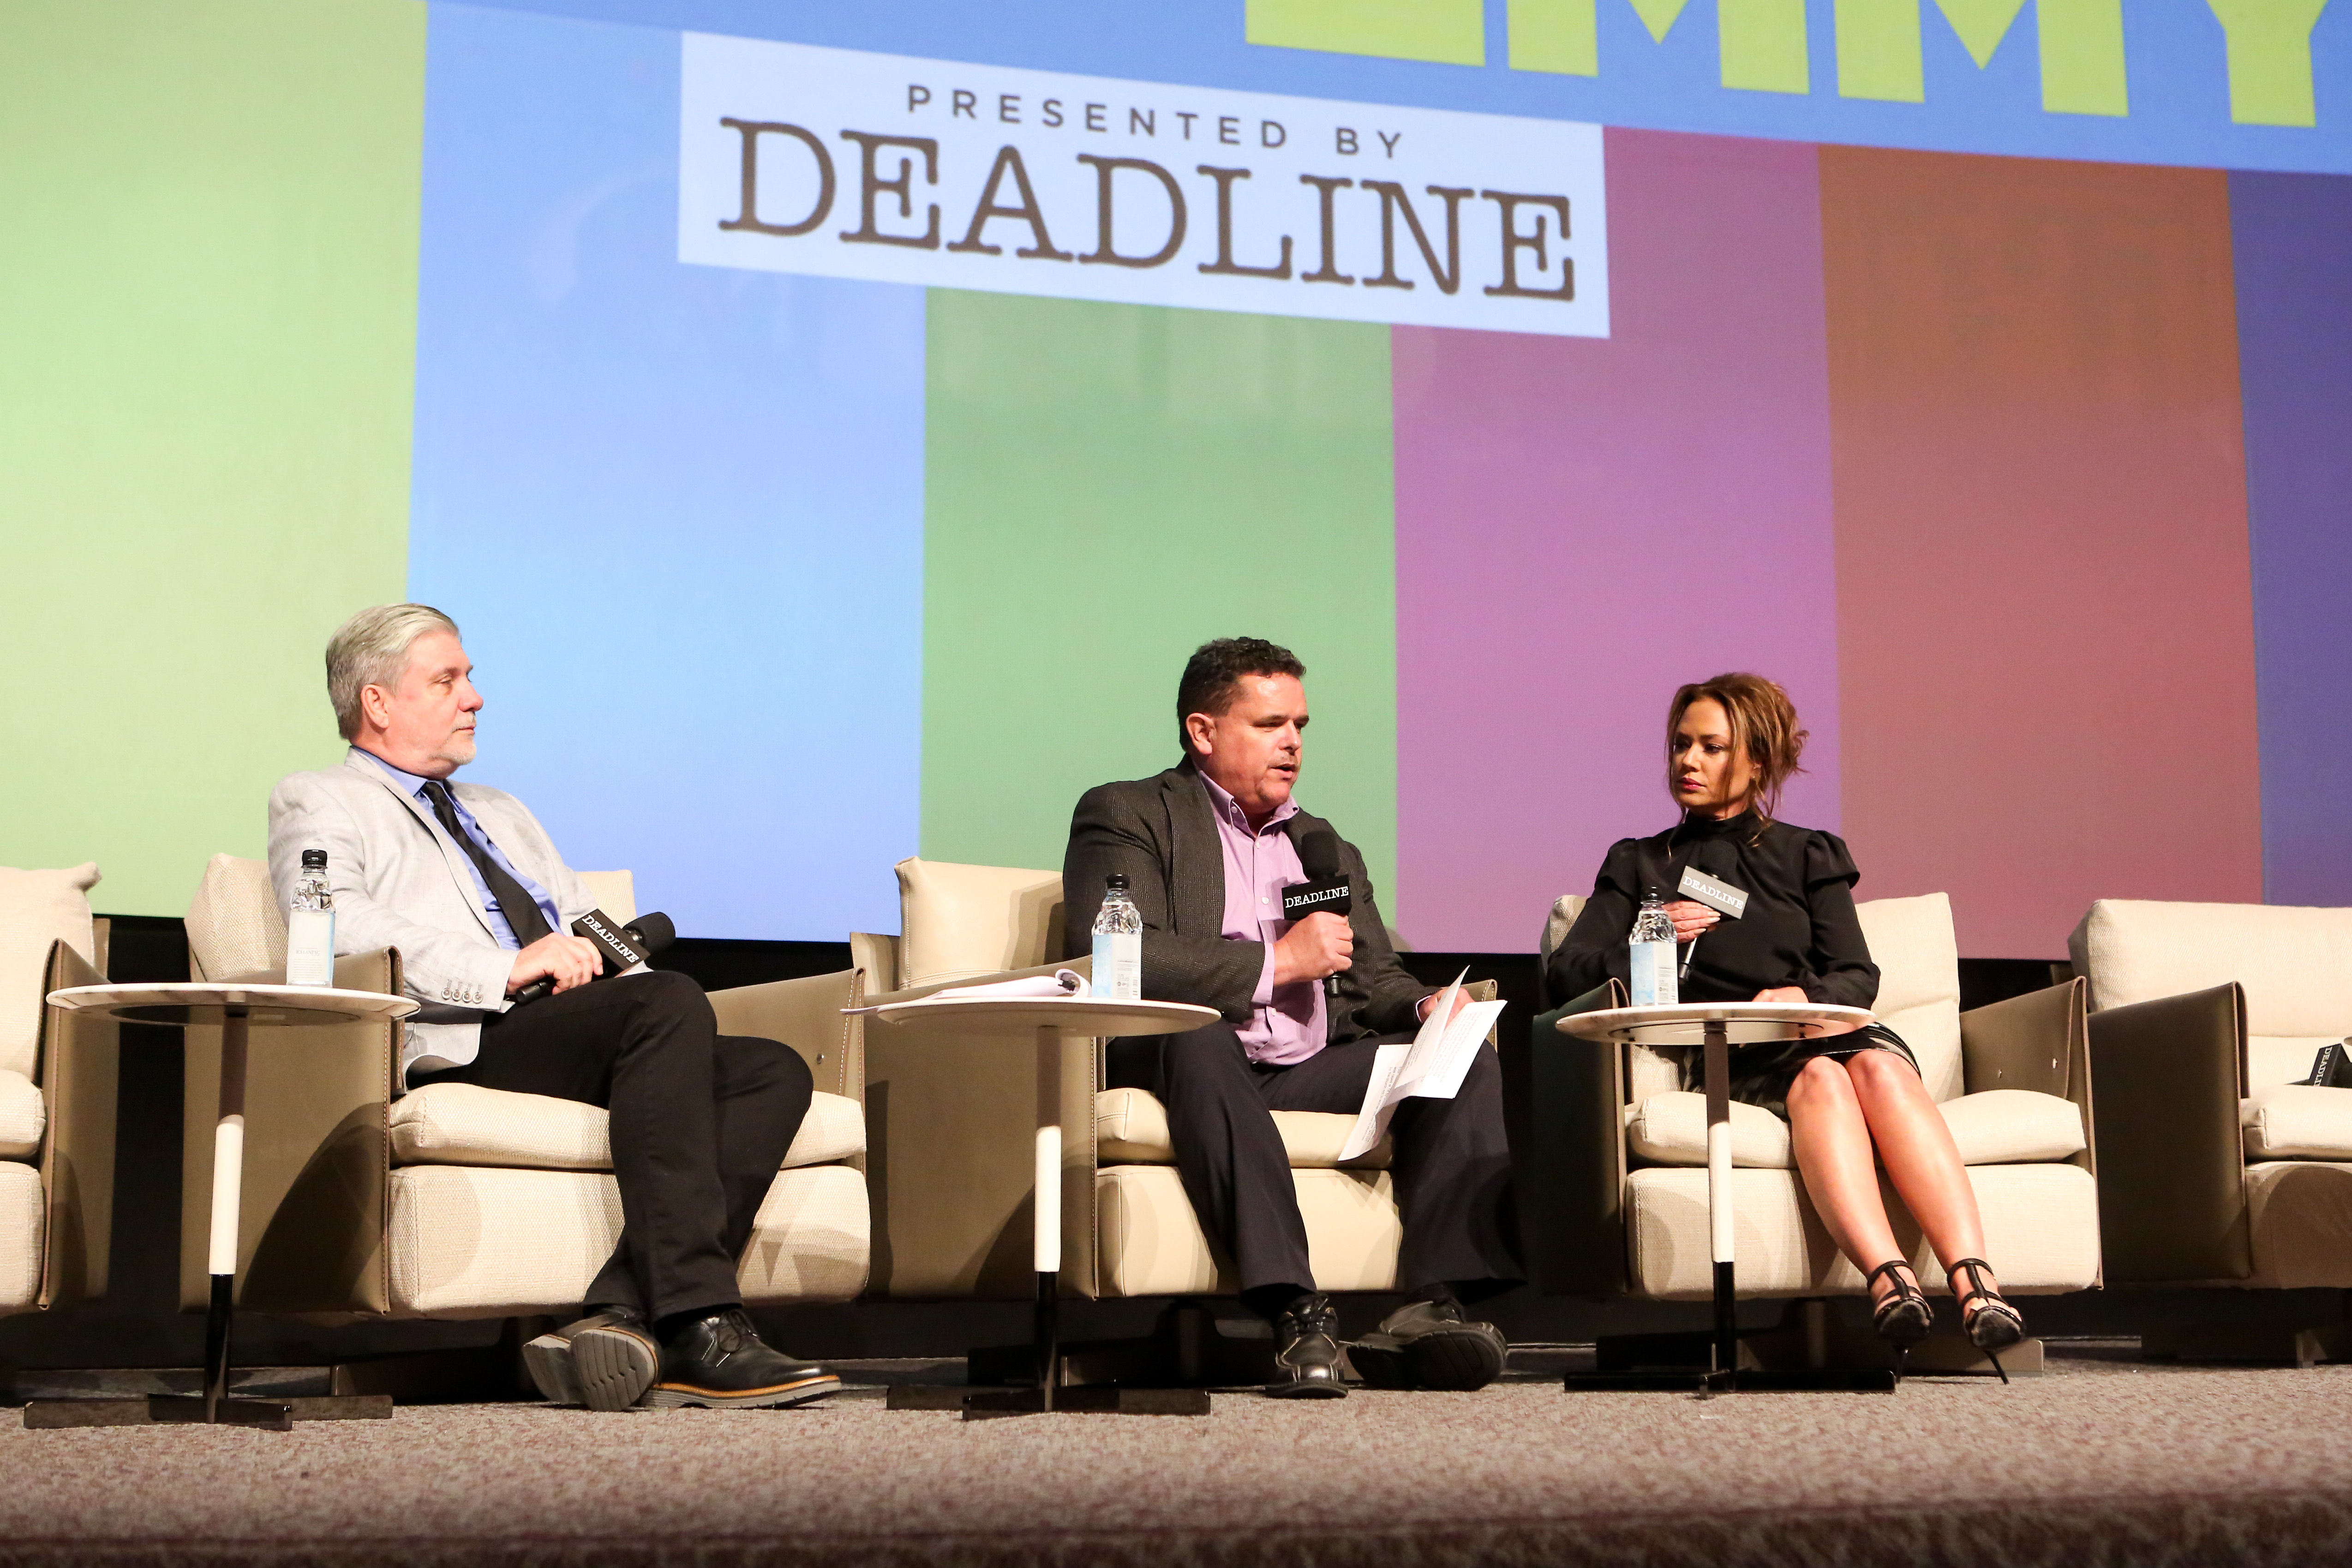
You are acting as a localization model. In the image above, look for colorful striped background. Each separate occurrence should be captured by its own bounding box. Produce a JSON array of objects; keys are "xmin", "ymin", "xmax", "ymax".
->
[{"xmin": 6, "ymin": 0, "xmax": 2348, "ymax": 961}]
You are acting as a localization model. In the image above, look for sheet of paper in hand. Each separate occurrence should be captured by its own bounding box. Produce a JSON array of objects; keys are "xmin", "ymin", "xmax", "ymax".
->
[{"xmin": 1338, "ymin": 970, "xmax": 1508, "ymax": 1161}]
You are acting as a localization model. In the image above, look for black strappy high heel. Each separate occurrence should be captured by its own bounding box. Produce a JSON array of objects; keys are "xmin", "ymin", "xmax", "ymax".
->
[
  {"xmin": 1949, "ymin": 1257, "xmax": 2025, "ymax": 1384},
  {"xmin": 1866, "ymin": 1260, "xmax": 1932, "ymax": 1378}
]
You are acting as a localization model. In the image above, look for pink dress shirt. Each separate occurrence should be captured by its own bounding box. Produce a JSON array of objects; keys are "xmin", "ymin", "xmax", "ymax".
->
[{"xmin": 1199, "ymin": 774, "xmax": 1329, "ymax": 1065}]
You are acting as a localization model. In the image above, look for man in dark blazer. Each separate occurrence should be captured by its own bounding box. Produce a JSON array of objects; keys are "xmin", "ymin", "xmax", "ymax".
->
[{"xmin": 1063, "ymin": 637, "xmax": 1515, "ymax": 1397}]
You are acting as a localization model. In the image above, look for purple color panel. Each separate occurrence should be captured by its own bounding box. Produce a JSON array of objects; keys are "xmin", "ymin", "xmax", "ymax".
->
[
  {"xmin": 1393, "ymin": 128, "xmax": 1841, "ymax": 953},
  {"xmin": 2234, "ymin": 172, "xmax": 2352, "ymax": 908}
]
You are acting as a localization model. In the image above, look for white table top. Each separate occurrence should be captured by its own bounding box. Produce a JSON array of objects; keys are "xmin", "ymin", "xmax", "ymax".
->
[
  {"xmin": 46, "ymin": 982, "xmax": 420, "ymax": 1029},
  {"xmin": 1557, "ymin": 1000, "xmax": 1873, "ymax": 1047},
  {"xmin": 869, "ymin": 995, "xmax": 1217, "ymax": 1038}
]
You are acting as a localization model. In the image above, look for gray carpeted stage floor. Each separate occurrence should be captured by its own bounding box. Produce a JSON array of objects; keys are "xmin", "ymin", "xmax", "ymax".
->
[{"xmin": 5, "ymin": 1344, "xmax": 2350, "ymax": 1568}]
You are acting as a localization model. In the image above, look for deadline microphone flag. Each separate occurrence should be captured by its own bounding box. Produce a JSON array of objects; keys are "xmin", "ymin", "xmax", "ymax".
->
[
  {"xmin": 1282, "ymin": 828, "xmax": 1353, "ymax": 1005},
  {"xmin": 512, "ymin": 909, "xmax": 676, "ymax": 1004},
  {"xmin": 1676, "ymin": 842, "xmax": 1747, "ymax": 982}
]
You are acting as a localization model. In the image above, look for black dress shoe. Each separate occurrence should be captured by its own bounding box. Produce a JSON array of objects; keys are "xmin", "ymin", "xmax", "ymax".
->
[
  {"xmin": 643, "ymin": 1307, "xmax": 841, "ymax": 1409},
  {"xmin": 1348, "ymin": 1298, "xmax": 1507, "ymax": 1391},
  {"xmin": 523, "ymin": 1307, "xmax": 658, "ymax": 1411},
  {"xmin": 1265, "ymin": 1293, "xmax": 1349, "ymax": 1400}
]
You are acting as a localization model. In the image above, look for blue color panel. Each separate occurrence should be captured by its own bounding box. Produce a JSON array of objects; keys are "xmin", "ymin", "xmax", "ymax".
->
[
  {"xmin": 410, "ymin": 2, "xmax": 926, "ymax": 939},
  {"xmin": 451, "ymin": 0, "xmax": 2352, "ymax": 176},
  {"xmin": 2233, "ymin": 171, "xmax": 2352, "ymax": 907}
]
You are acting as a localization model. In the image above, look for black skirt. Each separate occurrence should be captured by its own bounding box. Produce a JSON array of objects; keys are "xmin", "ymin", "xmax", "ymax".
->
[{"xmin": 1700, "ymin": 1022, "xmax": 1919, "ymax": 1120}]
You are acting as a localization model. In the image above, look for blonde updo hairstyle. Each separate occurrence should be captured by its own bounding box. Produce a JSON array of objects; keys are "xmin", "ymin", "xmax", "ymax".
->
[{"xmin": 1666, "ymin": 673, "xmax": 1808, "ymax": 831}]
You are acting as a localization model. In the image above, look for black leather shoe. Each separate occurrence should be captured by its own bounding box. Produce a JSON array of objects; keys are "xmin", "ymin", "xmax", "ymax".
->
[
  {"xmin": 1265, "ymin": 1293, "xmax": 1349, "ymax": 1400},
  {"xmin": 524, "ymin": 1307, "xmax": 658, "ymax": 1411},
  {"xmin": 643, "ymin": 1308, "xmax": 841, "ymax": 1409},
  {"xmin": 1348, "ymin": 1298, "xmax": 1507, "ymax": 1391}
]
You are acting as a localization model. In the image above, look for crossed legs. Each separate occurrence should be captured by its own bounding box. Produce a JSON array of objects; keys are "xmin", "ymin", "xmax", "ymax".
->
[{"xmin": 1783, "ymin": 1049, "xmax": 2003, "ymax": 1316}]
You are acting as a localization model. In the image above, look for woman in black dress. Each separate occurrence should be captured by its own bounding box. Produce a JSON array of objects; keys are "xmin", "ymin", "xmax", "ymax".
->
[{"xmin": 1548, "ymin": 673, "xmax": 2023, "ymax": 1368}]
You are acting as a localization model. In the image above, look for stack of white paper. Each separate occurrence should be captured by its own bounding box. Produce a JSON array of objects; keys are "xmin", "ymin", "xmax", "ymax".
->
[{"xmin": 1338, "ymin": 970, "xmax": 1508, "ymax": 1161}]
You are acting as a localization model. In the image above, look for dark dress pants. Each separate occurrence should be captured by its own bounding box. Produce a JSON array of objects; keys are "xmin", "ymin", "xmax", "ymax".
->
[
  {"xmin": 411, "ymin": 970, "xmax": 813, "ymax": 1323},
  {"xmin": 1120, "ymin": 1020, "xmax": 1516, "ymax": 1308}
]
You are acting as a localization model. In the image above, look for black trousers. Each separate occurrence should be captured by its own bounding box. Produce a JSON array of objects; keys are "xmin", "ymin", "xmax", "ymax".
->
[
  {"xmin": 1117, "ymin": 1020, "xmax": 1517, "ymax": 1309},
  {"xmin": 411, "ymin": 970, "xmax": 813, "ymax": 1323}
]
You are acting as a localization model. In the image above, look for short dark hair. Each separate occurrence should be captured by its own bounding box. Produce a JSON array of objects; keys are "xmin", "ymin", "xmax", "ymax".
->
[{"xmin": 1176, "ymin": 637, "xmax": 1305, "ymax": 755}]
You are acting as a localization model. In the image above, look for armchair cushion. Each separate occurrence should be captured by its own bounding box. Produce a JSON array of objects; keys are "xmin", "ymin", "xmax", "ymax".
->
[
  {"xmin": 387, "ymin": 1162, "xmax": 869, "ymax": 1317},
  {"xmin": 1095, "ymin": 1165, "xmax": 1400, "ymax": 1296},
  {"xmin": 186, "ymin": 855, "xmax": 281, "ymax": 983},
  {"xmin": 0, "ymin": 1070, "xmax": 43, "ymax": 1161},
  {"xmin": 2242, "ymin": 1084, "xmax": 2352, "ymax": 1160},
  {"xmin": 2073, "ymin": 899, "xmax": 2352, "ymax": 1088},
  {"xmin": 1624, "ymin": 1087, "xmax": 2083, "ymax": 1168},
  {"xmin": 0, "ymin": 862, "xmax": 100, "ymax": 1078},
  {"xmin": 389, "ymin": 1082, "xmax": 865, "ymax": 1171},
  {"xmin": 1094, "ymin": 1086, "xmax": 1390, "ymax": 1169},
  {"xmin": 896, "ymin": 858, "xmax": 1065, "ymax": 988},
  {"xmin": 1854, "ymin": 893, "xmax": 1964, "ymax": 1101},
  {"xmin": 1625, "ymin": 1162, "xmax": 2101, "ymax": 1298}
]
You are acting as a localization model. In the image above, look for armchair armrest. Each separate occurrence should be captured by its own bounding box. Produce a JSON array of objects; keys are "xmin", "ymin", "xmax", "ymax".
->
[
  {"xmin": 1961, "ymin": 977, "xmax": 2095, "ymax": 1173},
  {"xmin": 39, "ymin": 939, "xmax": 118, "ymax": 1309},
  {"xmin": 710, "ymin": 969, "xmax": 863, "ymax": 1102},
  {"xmin": 1519, "ymin": 980, "xmax": 1627, "ymax": 1299},
  {"xmin": 2084, "ymin": 982, "xmax": 2250, "ymax": 1285}
]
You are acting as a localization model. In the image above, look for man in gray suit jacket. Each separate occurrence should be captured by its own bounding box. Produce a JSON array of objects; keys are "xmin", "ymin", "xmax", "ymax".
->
[
  {"xmin": 1063, "ymin": 638, "xmax": 1515, "ymax": 1398},
  {"xmin": 269, "ymin": 604, "xmax": 838, "ymax": 1413}
]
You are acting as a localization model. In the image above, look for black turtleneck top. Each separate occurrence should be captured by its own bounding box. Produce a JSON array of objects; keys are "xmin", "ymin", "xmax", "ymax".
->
[{"xmin": 1545, "ymin": 811, "xmax": 1879, "ymax": 1010}]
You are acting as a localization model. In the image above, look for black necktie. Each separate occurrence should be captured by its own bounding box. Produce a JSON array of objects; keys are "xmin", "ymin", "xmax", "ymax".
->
[{"xmin": 421, "ymin": 781, "xmax": 554, "ymax": 948}]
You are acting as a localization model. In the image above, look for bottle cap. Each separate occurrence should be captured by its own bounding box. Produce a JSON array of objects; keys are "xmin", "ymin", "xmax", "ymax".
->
[
  {"xmin": 1106, "ymin": 873, "xmax": 1130, "ymax": 892},
  {"xmin": 302, "ymin": 850, "xmax": 328, "ymax": 869}
]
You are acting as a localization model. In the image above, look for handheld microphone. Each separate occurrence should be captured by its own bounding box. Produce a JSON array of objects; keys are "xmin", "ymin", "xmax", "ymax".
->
[
  {"xmin": 512, "ymin": 909, "xmax": 677, "ymax": 1005},
  {"xmin": 1675, "ymin": 843, "xmax": 1746, "ymax": 982},
  {"xmin": 1283, "ymin": 828, "xmax": 1353, "ymax": 1004}
]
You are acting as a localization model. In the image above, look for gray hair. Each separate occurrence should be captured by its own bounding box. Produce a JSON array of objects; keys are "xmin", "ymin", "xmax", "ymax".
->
[{"xmin": 326, "ymin": 604, "xmax": 461, "ymax": 741}]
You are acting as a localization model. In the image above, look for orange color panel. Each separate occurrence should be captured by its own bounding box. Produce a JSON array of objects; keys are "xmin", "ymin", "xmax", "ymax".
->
[{"xmin": 1822, "ymin": 149, "xmax": 2260, "ymax": 958}]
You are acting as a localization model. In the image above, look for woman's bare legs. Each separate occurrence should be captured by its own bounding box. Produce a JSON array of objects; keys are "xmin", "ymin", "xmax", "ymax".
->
[
  {"xmin": 1783, "ymin": 1058, "xmax": 1914, "ymax": 1310},
  {"xmin": 1842, "ymin": 1049, "xmax": 2006, "ymax": 1322}
]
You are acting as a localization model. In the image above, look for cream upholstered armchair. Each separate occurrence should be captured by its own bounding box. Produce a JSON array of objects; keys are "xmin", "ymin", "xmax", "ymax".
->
[
  {"xmin": 178, "ymin": 854, "xmax": 869, "ymax": 1323},
  {"xmin": 1523, "ymin": 891, "xmax": 2100, "ymax": 1356},
  {"xmin": 861, "ymin": 857, "xmax": 1434, "ymax": 1308},
  {"xmin": 2071, "ymin": 900, "xmax": 2352, "ymax": 1359},
  {"xmin": 0, "ymin": 865, "xmax": 117, "ymax": 1318}
]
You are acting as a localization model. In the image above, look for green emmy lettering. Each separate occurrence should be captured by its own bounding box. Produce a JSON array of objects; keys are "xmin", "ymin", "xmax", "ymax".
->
[
  {"xmin": 1721, "ymin": 0, "xmax": 1811, "ymax": 92},
  {"xmin": 1509, "ymin": 0, "xmax": 1600, "ymax": 75},
  {"xmin": 2207, "ymin": 0, "xmax": 2330, "ymax": 126},
  {"xmin": 1245, "ymin": 0, "xmax": 1487, "ymax": 64},
  {"xmin": 1836, "ymin": 0, "xmax": 1927, "ymax": 101},
  {"xmin": 2036, "ymin": 0, "xmax": 2129, "ymax": 114}
]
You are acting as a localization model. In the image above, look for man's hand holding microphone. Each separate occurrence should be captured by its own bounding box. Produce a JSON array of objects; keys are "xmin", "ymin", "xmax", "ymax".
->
[{"xmin": 507, "ymin": 931, "xmax": 605, "ymax": 997}]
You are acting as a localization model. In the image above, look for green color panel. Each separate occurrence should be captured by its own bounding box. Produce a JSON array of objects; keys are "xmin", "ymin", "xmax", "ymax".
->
[
  {"xmin": 2039, "ymin": 0, "xmax": 2130, "ymax": 114},
  {"xmin": 0, "ymin": 0, "xmax": 425, "ymax": 915},
  {"xmin": 1246, "ymin": 0, "xmax": 1488, "ymax": 65},
  {"xmin": 1721, "ymin": 0, "xmax": 1813, "ymax": 91},
  {"xmin": 922, "ymin": 292, "xmax": 1400, "ymax": 904},
  {"xmin": 1837, "ymin": 0, "xmax": 1927, "ymax": 98},
  {"xmin": 2208, "ymin": 0, "xmax": 2329, "ymax": 126},
  {"xmin": 1511, "ymin": 0, "xmax": 1600, "ymax": 74}
]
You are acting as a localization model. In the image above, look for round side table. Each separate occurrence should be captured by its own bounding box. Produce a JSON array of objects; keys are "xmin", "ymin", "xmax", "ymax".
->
[
  {"xmin": 42, "ymin": 983, "xmax": 419, "ymax": 1430},
  {"xmin": 1558, "ymin": 1001, "xmax": 1872, "ymax": 1393},
  {"xmin": 867, "ymin": 995, "xmax": 1215, "ymax": 1414}
]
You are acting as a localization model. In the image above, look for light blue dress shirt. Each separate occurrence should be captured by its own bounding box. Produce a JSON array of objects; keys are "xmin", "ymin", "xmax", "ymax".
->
[{"xmin": 358, "ymin": 749, "xmax": 562, "ymax": 952}]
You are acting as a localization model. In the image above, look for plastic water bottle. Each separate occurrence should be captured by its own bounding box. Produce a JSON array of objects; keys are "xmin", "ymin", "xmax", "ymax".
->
[
  {"xmin": 1092, "ymin": 873, "xmax": 1143, "ymax": 1001},
  {"xmin": 286, "ymin": 849, "xmax": 337, "ymax": 987},
  {"xmin": 1629, "ymin": 888, "xmax": 1678, "ymax": 1007}
]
